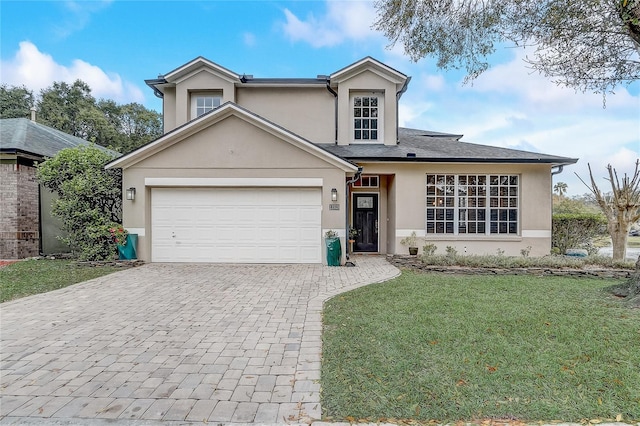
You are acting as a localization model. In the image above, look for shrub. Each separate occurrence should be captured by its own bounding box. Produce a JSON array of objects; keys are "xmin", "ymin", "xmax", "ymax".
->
[
  {"xmin": 552, "ymin": 213, "xmax": 607, "ymax": 255},
  {"xmin": 37, "ymin": 146, "xmax": 122, "ymax": 261}
]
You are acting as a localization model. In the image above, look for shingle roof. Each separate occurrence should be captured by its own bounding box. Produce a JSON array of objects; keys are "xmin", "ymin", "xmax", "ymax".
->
[
  {"xmin": 0, "ymin": 118, "xmax": 118, "ymax": 158},
  {"xmin": 319, "ymin": 127, "xmax": 578, "ymax": 165}
]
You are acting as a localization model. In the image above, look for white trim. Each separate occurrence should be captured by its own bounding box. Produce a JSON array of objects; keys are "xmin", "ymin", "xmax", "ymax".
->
[
  {"xmin": 145, "ymin": 177, "xmax": 323, "ymax": 187},
  {"xmin": 397, "ymin": 229, "xmax": 426, "ymax": 238},
  {"xmin": 521, "ymin": 230, "xmax": 551, "ymax": 238},
  {"xmin": 350, "ymin": 92, "xmax": 383, "ymax": 144},
  {"xmin": 125, "ymin": 227, "xmax": 145, "ymax": 237}
]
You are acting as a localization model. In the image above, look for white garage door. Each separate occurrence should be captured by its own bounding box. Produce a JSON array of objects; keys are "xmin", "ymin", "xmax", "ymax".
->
[{"xmin": 151, "ymin": 187, "xmax": 322, "ymax": 263}]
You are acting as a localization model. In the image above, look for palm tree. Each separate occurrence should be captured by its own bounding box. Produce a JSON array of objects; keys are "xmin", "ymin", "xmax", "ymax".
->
[{"xmin": 554, "ymin": 182, "xmax": 568, "ymax": 197}]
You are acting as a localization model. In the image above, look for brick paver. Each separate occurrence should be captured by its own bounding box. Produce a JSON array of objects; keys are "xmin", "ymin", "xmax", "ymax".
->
[{"xmin": 0, "ymin": 256, "xmax": 399, "ymax": 423}]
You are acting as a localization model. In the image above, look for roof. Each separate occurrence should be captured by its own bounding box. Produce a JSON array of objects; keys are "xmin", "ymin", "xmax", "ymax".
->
[
  {"xmin": 320, "ymin": 128, "xmax": 578, "ymax": 166},
  {"xmin": 105, "ymin": 102, "xmax": 358, "ymax": 173},
  {"xmin": 0, "ymin": 118, "xmax": 119, "ymax": 159}
]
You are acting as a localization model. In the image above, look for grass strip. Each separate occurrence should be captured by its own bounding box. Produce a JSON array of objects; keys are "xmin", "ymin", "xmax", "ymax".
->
[{"xmin": 1, "ymin": 259, "xmax": 124, "ymax": 303}]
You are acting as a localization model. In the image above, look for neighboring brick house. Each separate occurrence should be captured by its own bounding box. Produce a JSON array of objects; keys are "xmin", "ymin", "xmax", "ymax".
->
[{"xmin": 0, "ymin": 115, "xmax": 115, "ymax": 259}]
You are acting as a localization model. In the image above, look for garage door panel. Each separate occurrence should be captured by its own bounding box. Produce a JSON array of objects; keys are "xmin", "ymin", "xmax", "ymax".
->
[{"xmin": 151, "ymin": 187, "xmax": 322, "ymax": 263}]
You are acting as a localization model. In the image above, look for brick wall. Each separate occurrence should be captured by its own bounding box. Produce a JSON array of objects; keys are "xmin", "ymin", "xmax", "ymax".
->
[{"xmin": 0, "ymin": 163, "xmax": 40, "ymax": 259}]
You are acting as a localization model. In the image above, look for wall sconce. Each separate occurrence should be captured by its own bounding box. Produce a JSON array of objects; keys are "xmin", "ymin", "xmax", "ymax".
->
[
  {"xmin": 126, "ymin": 187, "xmax": 136, "ymax": 201},
  {"xmin": 331, "ymin": 188, "xmax": 338, "ymax": 202}
]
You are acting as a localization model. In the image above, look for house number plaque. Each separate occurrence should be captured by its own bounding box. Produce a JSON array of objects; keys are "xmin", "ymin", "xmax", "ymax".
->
[{"xmin": 329, "ymin": 204, "xmax": 340, "ymax": 210}]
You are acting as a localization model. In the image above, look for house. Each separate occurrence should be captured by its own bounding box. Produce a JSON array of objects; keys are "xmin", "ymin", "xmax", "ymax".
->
[
  {"xmin": 0, "ymin": 114, "xmax": 115, "ymax": 259},
  {"xmin": 105, "ymin": 56, "xmax": 577, "ymax": 264}
]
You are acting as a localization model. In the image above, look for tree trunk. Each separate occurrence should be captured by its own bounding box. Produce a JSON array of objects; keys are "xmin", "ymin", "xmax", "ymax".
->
[
  {"xmin": 611, "ymin": 226, "xmax": 629, "ymax": 261},
  {"xmin": 608, "ymin": 255, "xmax": 640, "ymax": 308}
]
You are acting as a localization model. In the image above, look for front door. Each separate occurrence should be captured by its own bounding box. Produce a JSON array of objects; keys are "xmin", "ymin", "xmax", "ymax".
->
[{"xmin": 353, "ymin": 193, "xmax": 378, "ymax": 252}]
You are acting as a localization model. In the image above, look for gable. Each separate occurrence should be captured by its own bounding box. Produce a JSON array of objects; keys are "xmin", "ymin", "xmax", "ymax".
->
[
  {"xmin": 330, "ymin": 57, "xmax": 407, "ymax": 87},
  {"xmin": 164, "ymin": 56, "xmax": 239, "ymax": 84},
  {"xmin": 134, "ymin": 115, "xmax": 338, "ymax": 170},
  {"xmin": 106, "ymin": 103, "xmax": 357, "ymax": 173}
]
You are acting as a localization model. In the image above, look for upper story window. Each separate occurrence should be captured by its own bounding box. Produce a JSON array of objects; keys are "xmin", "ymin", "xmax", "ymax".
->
[
  {"xmin": 190, "ymin": 92, "xmax": 222, "ymax": 119},
  {"xmin": 352, "ymin": 92, "xmax": 382, "ymax": 142}
]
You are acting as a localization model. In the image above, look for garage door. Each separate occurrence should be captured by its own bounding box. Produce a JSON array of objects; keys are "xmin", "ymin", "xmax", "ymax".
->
[{"xmin": 151, "ymin": 187, "xmax": 322, "ymax": 263}]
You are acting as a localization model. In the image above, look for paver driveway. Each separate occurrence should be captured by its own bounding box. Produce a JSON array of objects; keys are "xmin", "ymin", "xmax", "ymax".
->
[{"xmin": 1, "ymin": 256, "xmax": 399, "ymax": 424}]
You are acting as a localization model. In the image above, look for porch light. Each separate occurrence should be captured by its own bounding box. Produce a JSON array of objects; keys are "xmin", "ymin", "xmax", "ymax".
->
[
  {"xmin": 126, "ymin": 187, "xmax": 136, "ymax": 201},
  {"xmin": 331, "ymin": 188, "xmax": 338, "ymax": 202}
]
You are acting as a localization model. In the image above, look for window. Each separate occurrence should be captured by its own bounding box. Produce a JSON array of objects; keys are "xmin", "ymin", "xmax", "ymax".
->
[
  {"xmin": 426, "ymin": 174, "xmax": 519, "ymax": 235},
  {"xmin": 190, "ymin": 92, "xmax": 222, "ymax": 119},
  {"xmin": 352, "ymin": 93, "xmax": 382, "ymax": 142},
  {"xmin": 352, "ymin": 175, "xmax": 379, "ymax": 188}
]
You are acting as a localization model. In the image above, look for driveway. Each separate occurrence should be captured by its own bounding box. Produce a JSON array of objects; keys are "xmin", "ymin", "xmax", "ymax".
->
[{"xmin": 1, "ymin": 257, "xmax": 399, "ymax": 424}]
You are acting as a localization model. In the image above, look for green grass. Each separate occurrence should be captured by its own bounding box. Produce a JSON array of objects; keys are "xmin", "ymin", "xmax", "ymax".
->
[
  {"xmin": 0, "ymin": 259, "xmax": 125, "ymax": 303},
  {"xmin": 322, "ymin": 271, "xmax": 640, "ymax": 423}
]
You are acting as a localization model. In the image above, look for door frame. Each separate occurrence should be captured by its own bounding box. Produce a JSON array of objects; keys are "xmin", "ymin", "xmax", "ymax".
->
[{"xmin": 351, "ymin": 191, "xmax": 380, "ymax": 253}]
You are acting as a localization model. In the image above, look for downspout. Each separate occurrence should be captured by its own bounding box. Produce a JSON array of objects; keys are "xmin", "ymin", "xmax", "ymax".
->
[
  {"xmin": 395, "ymin": 76, "xmax": 411, "ymax": 143},
  {"xmin": 551, "ymin": 165, "xmax": 564, "ymax": 175},
  {"xmin": 326, "ymin": 82, "xmax": 338, "ymax": 144},
  {"xmin": 345, "ymin": 166, "xmax": 363, "ymax": 264}
]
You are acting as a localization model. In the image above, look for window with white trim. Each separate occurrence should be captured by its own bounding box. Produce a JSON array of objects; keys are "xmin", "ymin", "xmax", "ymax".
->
[
  {"xmin": 190, "ymin": 92, "xmax": 222, "ymax": 119},
  {"xmin": 352, "ymin": 175, "xmax": 379, "ymax": 188},
  {"xmin": 426, "ymin": 174, "xmax": 519, "ymax": 235},
  {"xmin": 351, "ymin": 93, "xmax": 382, "ymax": 142}
]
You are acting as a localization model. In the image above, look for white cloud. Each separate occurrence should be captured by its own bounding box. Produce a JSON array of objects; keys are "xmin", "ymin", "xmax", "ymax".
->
[
  {"xmin": 0, "ymin": 41, "xmax": 145, "ymax": 104},
  {"xmin": 53, "ymin": 0, "xmax": 112, "ymax": 39},
  {"xmin": 282, "ymin": 1, "xmax": 378, "ymax": 47}
]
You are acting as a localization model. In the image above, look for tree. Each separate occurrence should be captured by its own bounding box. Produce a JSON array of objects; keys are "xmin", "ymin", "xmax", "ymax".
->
[
  {"xmin": 577, "ymin": 160, "xmax": 640, "ymax": 261},
  {"xmin": 37, "ymin": 146, "xmax": 123, "ymax": 261},
  {"xmin": 553, "ymin": 182, "xmax": 568, "ymax": 197},
  {"xmin": 37, "ymin": 80, "xmax": 102, "ymax": 138},
  {"xmin": 0, "ymin": 84, "xmax": 34, "ymax": 118},
  {"xmin": 97, "ymin": 100, "xmax": 162, "ymax": 153},
  {"xmin": 373, "ymin": 0, "xmax": 640, "ymax": 94}
]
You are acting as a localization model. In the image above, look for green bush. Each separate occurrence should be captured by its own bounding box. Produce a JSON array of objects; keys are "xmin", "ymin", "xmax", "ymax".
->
[
  {"xmin": 37, "ymin": 146, "xmax": 122, "ymax": 261},
  {"xmin": 552, "ymin": 213, "xmax": 606, "ymax": 255}
]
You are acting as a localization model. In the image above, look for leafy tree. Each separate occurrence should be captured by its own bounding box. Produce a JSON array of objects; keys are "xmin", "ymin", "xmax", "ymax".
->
[
  {"xmin": 373, "ymin": 0, "xmax": 640, "ymax": 94},
  {"xmin": 577, "ymin": 160, "xmax": 640, "ymax": 261},
  {"xmin": 0, "ymin": 84, "xmax": 34, "ymax": 118},
  {"xmin": 97, "ymin": 100, "xmax": 162, "ymax": 153},
  {"xmin": 37, "ymin": 80, "xmax": 98, "ymax": 138},
  {"xmin": 37, "ymin": 146, "xmax": 123, "ymax": 261}
]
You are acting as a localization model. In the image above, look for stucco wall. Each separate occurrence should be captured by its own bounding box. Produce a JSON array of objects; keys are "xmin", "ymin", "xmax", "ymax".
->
[
  {"xmin": 336, "ymin": 70, "xmax": 398, "ymax": 146},
  {"xmin": 356, "ymin": 162, "xmax": 554, "ymax": 257},
  {"xmin": 121, "ymin": 115, "xmax": 349, "ymax": 262},
  {"xmin": 236, "ymin": 87, "xmax": 335, "ymax": 143}
]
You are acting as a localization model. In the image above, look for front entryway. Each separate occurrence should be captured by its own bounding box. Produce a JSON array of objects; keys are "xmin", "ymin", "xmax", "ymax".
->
[{"xmin": 353, "ymin": 193, "xmax": 378, "ymax": 252}]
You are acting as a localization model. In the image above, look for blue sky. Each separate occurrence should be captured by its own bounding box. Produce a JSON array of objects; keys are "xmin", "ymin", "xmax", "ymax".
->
[{"xmin": 1, "ymin": 0, "xmax": 639, "ymax": 196}]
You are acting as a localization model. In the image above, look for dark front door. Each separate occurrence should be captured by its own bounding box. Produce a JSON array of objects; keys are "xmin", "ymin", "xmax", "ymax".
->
[{"xmin": 353, "ymin": 193, "xmax": 378, "ymax": 252}]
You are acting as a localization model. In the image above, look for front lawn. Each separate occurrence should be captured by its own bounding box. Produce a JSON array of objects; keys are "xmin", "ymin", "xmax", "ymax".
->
[
  {"xmin": 322, "ymin": 271, "xmax": 640, "ymax": 423},
  {"xmin": 0, "ymin": 259, "xmax": 125, "ymax": 303}
]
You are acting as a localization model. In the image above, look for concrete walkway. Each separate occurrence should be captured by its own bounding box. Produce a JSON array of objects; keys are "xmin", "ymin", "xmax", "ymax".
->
[{"xmin": 0, "ymin": 256, "xmax": 399, "ymax": 424}]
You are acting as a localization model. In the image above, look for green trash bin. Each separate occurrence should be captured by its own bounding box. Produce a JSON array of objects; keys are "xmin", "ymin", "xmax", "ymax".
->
[
  {"xmin": 325, "ymin": 237, "xmax": 342, "ymax": 266},
  {"xmin": 117, "ymin": 233, "xmax": 138, "ymax": 260}
]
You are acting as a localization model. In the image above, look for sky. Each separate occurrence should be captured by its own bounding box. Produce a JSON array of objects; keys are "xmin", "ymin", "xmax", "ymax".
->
[{"xmin": 1, "ymin": 0, "xmax": 639, "ymax": 196}]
